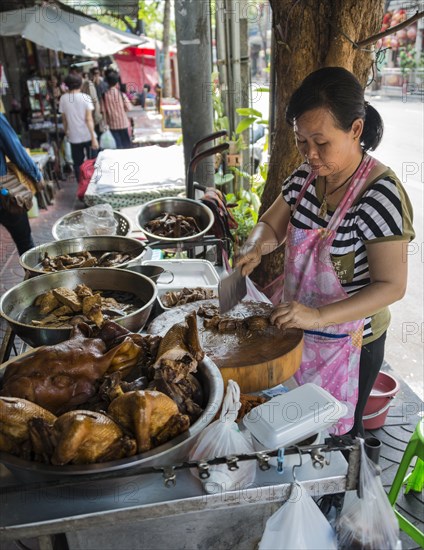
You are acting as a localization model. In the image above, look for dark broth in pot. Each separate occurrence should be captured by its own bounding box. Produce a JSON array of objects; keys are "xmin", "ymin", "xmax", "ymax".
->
[{"xmin": 18, "ymin": 290, "xmax": 145, "ymax": 328}]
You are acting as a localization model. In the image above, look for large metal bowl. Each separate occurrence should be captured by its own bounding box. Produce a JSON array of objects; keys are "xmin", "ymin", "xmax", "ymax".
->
[
  {"xmin": 0, "ymin": 356, "xmax": 224, "ymax": 482},
  {"xmin": 52, "ymin": 209, "xmax": 131, "ymax": 240},
  {"xmin": 0, "ymin": 268, "xmax": 157, "ymax": 348},
  {"xmin": 137, "ymin": 197, "xmax": 214, "ymax": 243},
  {"xmin": 19, "ymin": 236, "xmax": 146, "ymax": 277}
]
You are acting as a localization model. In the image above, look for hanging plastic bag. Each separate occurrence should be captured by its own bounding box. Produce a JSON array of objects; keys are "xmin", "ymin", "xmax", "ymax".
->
[
  {"xmin": 245, "ymin": 276, "xmax": 272, "ymax": 303},
  {"xmin": 222, "ymin": 250, "xmax": 271, "ymax": 304},
  {"xmin": 62, "ymin": 136, "xmax": 73, "ymax": 164},
  {"xmin": 99, "ymin": 128, "xmax": 117, "ymax": 150},
  {"xmin": 259, "ymin": 483, "xmax": 338, "ymax": 550},
  {"xmin": 337, "ymin": 439, "xmax": 401, "ymax": 549},
  {"xmin": 189, "ymin": 380, "xmax": 256, "ymax": 493},
  {"xmin": 259, "ymin": 272, "xmax": 285, "ymax": 306}
]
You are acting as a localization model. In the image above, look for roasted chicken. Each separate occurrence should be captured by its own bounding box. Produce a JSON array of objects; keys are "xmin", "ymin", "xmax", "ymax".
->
[
  {"xmin": 51, "ymin": 410, "xmax": 137, "ymax": 465},
  {"xmin": 0, "ymin": 324, "xmax": 143, "ymax": 414},
  {"xmin": 0, "ymin": 315, "xmax": 205, "ymax": 466},
  {"xmin": 108, "ymin": 390, "xmax": 189, "ymax": 452},
  {"xmin": 0, "ymin": 396, "xmax": 56, "ymax": 459}
]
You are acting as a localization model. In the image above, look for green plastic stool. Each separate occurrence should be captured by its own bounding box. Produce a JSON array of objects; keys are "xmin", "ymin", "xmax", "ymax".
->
[{"xmin": 387, "ymin": 419, "xmax": 424, "ymax": 547}]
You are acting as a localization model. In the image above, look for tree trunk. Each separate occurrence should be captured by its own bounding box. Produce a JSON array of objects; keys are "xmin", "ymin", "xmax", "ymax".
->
[
  {"xmin": 162, "ymin": 0, "xmax": 172, "ymax": 97},
  {"xmin": 253, "ymin": 0, "xmax": 385, "ymax": 288}
]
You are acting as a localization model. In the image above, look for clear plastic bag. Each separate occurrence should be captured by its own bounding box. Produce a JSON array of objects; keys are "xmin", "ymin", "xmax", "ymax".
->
[
  {"xmin": 82, "ymin": 204, "xmax": 117, "ymax": 236},
  {"xmin": 189, "ymin": 380, "xmax": 256, "ymax": 493},
  {"xmin": 99, "ymin": 129, "xmax": 117, "ymax": 150},
  {"xmin": 259, "ymin": 483, "xmax": 338, "ymax": 550},
  {"xmin": 246, "ymin": 276, "xmax": 271, "ymax": 304},
  {"xmin": 337, "ymin": 439, "xmax": 401, "ymax": 549},
  {"xmin": 63, "ymin": 136, "xmax": 73, "ymax": 164}
]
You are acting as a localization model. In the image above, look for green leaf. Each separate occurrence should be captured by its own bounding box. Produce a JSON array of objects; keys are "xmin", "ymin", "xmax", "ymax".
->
[
  {"xmin": 256, "ymin": 87, "xmax": 270, "ymax": 93},
  {"xmin": 236, "ymin": 107, "xmax": 262, "ymax": 118},
  {"xmin": 235, "ymin": 117, "xmax": 257, "ymax": 134}
]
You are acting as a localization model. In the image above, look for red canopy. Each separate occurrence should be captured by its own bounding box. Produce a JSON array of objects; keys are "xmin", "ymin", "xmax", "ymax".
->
[{"xmin": 114, "ymin": 49, "xmax": 159, "ymax": 93}]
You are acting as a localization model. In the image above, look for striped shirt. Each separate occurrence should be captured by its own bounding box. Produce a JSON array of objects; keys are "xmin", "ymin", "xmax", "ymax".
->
[
  {"xmin": 282, "ymin": 161, "xmax": 415, "ymax": 342},
  {"xmin": 102, "ymin": 86, "xmax": 131, "ymax": 130}
]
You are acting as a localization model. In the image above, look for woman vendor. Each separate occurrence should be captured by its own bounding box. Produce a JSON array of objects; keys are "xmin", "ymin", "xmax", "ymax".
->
[{"xmin": 236, "ymin": 67, "xmax": 414, "ymax": 437}]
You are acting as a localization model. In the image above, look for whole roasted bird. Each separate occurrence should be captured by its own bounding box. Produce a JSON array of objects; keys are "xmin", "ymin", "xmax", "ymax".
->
[
  {"xmin": 0, "ymin": 396, "xmax": 56, "ymax": 459},
  {"xmin": 52, "ymin": 410, "xmax": 137, "ymax": 465},
  {"xmin": 108, "ymin": 390, "xmax": 190, "ymax": 453},
  {"xmin": 0, "ymin": 323, "xmax": 143, "ymax": 415}
]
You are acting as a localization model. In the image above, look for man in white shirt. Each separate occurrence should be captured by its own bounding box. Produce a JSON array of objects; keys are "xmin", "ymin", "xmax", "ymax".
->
[{"xmin": 59, "ymin": 73, "xmax": 99, "ymax": 181}]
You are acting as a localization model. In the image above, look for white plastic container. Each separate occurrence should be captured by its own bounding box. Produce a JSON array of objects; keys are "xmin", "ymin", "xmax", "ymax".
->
[{"xmin": 242, "ymin": 383, "xmax": 347, "ymax": 450}]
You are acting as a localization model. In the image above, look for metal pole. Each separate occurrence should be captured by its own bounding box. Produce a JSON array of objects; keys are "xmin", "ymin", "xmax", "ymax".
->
[
  {"xmin": 48, "ymin": 49, "xmax": 60, "ymax": 151},
  {"xmin": 216, "ymin": 0, "xmax": 229, "ymax": 124},
  {"xmin": 174, "ymin": 0, "xmax": 214, "ymax": 188}
]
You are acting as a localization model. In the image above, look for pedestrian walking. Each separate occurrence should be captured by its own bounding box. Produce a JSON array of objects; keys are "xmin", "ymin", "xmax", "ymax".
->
[
  {"xmin": 59, "ymin": 73, "xmax": 99, "ymax": 181},
  {"xmin": 101, "ymin": 70, "xmax": 132, "ymax": 149}
]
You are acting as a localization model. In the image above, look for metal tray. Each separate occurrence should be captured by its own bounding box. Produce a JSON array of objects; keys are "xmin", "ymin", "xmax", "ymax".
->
[{"xmin": 141, "ymin": 259, "xmax": 220, "ymax": 289}]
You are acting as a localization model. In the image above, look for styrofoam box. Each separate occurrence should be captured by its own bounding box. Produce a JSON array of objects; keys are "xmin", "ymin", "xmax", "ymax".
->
[{"xmin": 242, "ymin": 383, "xmax": 348, "ymax": 450}]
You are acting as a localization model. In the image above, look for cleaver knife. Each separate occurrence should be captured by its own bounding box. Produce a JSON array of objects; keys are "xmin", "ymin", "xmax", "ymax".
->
[{"xmin": 218, "ymin": 267, "xmax": 247, "ymax": 314}]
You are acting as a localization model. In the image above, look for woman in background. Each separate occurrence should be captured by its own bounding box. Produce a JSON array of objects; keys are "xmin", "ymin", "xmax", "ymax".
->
[{"xmin": 0, "ymin": 113, "xmax": 43, "ymax": 254}]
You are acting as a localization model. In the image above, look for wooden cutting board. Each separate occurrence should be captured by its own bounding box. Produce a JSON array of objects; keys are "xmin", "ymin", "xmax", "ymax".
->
[{"xmin": 148, "ymin": 300, "xmax": 304, "ymax": 393}]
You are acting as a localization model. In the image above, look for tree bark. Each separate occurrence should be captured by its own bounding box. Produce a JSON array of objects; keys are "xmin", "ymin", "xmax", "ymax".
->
[{"xmin": 253, "ymin": 0, "xmax": 385, "ymax": 288}]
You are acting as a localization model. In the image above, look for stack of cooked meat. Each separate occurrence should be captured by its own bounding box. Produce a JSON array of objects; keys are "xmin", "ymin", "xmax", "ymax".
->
[
  {"xmin": 144, "ymin": 213, "xmax": 201, "ymax": 239},
  {"xmin": 0, "ymin": 313, "xmax": 205, "ymax": 465},
  {"xmin": 197, "ymin": 303, "xmax": 271, "ymax": 333},
  {"xmin": 161, "ymin": 287, "xmax": 216, "ymax": 308},
  {"xmin": 40, "ymin": 250, "xmax": 135, "ymax": 271},
  {"xmin": 32, "ymin": 284, "xmax": 134, "ymax": 328}
]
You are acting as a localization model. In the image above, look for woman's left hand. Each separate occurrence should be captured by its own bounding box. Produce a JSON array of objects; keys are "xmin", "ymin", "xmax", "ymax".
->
[{"xmin": 270, "ymin": 301, "xmax": 322, "ymax": 331}]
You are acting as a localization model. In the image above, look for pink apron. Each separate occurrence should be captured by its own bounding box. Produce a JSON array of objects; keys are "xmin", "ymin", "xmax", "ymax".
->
[{"xmin": 283, "ymin": 154, "xmax": 377, "ymax": 434}]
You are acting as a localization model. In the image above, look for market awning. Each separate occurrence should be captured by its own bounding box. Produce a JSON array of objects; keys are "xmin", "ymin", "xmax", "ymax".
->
[{"xmin": 0, "ymin": 4, "xmax": 145, "ymax": 57}]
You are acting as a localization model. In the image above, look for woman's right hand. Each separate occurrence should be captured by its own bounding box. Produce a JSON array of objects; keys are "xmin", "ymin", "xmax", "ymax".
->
[{"xmin": 235, "ymin": 242, "xmax": 262, "ymax": 277}]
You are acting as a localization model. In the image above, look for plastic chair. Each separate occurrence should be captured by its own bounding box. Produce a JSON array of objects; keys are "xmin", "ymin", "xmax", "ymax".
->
[{"xmin": 387, "ymin": 419, "xmax": 424, "ymax": 547}]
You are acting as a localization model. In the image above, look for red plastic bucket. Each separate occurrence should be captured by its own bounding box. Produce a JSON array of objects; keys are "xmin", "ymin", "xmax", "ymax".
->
[{"xmin": 363, "ymin": 372, "xmax": 400, "ymax": 430}]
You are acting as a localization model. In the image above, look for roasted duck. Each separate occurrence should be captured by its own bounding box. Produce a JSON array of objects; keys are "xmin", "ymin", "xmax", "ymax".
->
[
  {"xmin": 0, "ymin": 396, "xmax": 56, "ymax": 459},
  {"xmin": 108, "ymin": 390, "xmax": 189, "ymax": 452},
  {"xmin": 149, "ymin": 374, "xmax": 203, "ymax": 422},
  {"xmin": 0, "ymin": 324, "xmax": 143, "ymax": 414},
  {"xmin": 0, "ymin": 314, "xmax": 206, "ymax": 466},
  {"xmin": 153, "ymin": 311, "xmax": 204, "ymax": 383}
]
